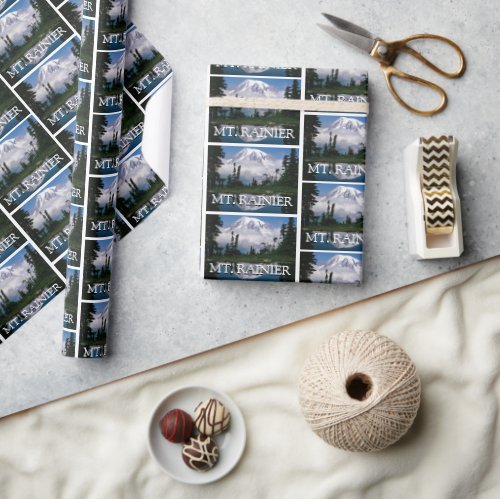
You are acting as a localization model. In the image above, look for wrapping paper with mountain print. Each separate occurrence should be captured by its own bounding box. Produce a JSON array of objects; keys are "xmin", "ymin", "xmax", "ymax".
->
[
  {"xmin": 61, "ymin": 0, "xmax": 127, "ymax": 358},
  {"xmin": 0, "ymin": 0, "xmax": 172, "ymax": 351},
  {"xmin": 202, "ymin": 66, "xmax": 368, "ymax": 284}
]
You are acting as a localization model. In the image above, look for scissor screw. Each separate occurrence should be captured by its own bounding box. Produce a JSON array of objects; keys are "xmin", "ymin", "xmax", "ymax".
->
[{"xmin": 377, "ymin": 44, "xmax": 389, "ymax": 57}]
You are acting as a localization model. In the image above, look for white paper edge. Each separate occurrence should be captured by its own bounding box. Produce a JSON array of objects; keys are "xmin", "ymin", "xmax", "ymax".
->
[{"xmin": 141, "ymin": 78, "xmax": 173, "ymax": 187}]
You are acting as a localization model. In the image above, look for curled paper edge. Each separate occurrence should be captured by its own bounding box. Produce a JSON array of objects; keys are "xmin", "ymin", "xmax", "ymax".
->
[{"xmin": 141, "ymin": 79, "xmax": 173, "ymax": 187}]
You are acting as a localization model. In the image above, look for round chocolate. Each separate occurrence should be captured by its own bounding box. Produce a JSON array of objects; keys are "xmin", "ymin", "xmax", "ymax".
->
[
  {"xmin": 159, "ymin": 409, "xmax": 193, "ymax": 443},
  {"xmin": 182, "ymin": 435, "xmax": 219, "ymax": 472},
  {"xmin": 194, "ymin": 398, "xmax": 231, "ymax": 436}
]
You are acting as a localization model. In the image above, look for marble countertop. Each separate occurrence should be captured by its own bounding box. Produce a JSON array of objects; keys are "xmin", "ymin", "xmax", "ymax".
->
[{"xmin": 1, "ymin": 0, "xmax": 499, "ymax": 418}]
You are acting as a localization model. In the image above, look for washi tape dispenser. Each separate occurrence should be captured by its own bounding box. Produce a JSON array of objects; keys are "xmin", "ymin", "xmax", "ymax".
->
[{"xmin": 404, "ymin": 135, "xmax": 463, "ymax": 259}]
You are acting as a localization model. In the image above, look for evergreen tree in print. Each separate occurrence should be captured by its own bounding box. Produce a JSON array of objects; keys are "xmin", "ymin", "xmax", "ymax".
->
[
  {"xmin": 68, "ymin": 209, "xmax": 84, "ymax": 251},
  {"xmin": 30, "ymin": 0, "xmax": 53, "ymax": 28},
  {"xmin": 302, "ymin": 182, "xmax": 319, "ymax": 227},
  {"xmin": 16, "ymin": 81, "xmax": 45, "ymax": 115},
  {"xmin": 104, "ymin": 1, "xmax": 127, "ymax": 30},
  {"xmin": 97, "ymin": 52, "xmax": 114, "ymax": 92},
  {"xmin": 207, "ymin": 146, "xmax": 225, "ymax": 189},
  {"xmin": 68, "ymin": 38, "xmax": 79, "ymax": 66},
  {"xmin": 210, "ymin": 77, "xmax": 227, "ymax": 97},
  {"xmin": 211, "ymin": 65, "xmax": 224, "ymax": 75},
  {"xmin": 358, "ymin": 142, "xmax": 366, "ymax": 161},
  {"xmin": 280, "ymin": 148, "xmax": 299, "ymax": 187},
  {"xmin": 209, "ymin": 106, "xmax": 227, "ymax": 123},
  {"xmin": 66, "ymin": 271, "xmax": 78, "ymax": 301},
  {"xmin": 95, "ymin": 116, "xmax": 110, "ymax": 153},
  {"xmin": 306, "ymin": 69, "xmax": 320, "ymax": 90},
  {"xmin": 77, "ymin": 85, "xmax": 91, "ymax": 132},
  {"xmin": 37, "ymin": 205, "xmax": 69, "ymax": 240},
  {"xmin": 71, "ymin": 148, "xmax": 87, "ymax": 190},
  {"xmin": 277, "ymin": 217, "xmax": 296, "ymax": 256},
  {"xmin": 359, "ymin": 73, "xmax": 368, "ymax": 92},
  {"xmin": 284, "ymin": 68, "xmax": 300, "ymax": 77},
  {"xmin": 80, "ymin": 21, "xmax": 95, "ymax": 62},
  {"xmin": 284, "ymin": 80, "xmax": 300, "ymax": 99},
  {"xmin": 64, "ymin": 271, "xmax": 79, "ymax": 317},
  {"xmin": 205, "ymin": 216, "xmax": 223, "ymax": 257},
  {"xmin": 9, "ymin": 120, "xmax": 47, "ymax": 173},
  {"xmin": 125, "ymin": 39, "xmax": 160, "ymax": 81},
  {"xmin": 84, "ymin": 241, "xmax": 100, "ymax": 280},
  {"xmin": 57, "ymin": 128, "xmax": 73, "ymax": 156},
  {"xmin": 15, "ymin": 208, "xmax": 37, "ymax": 239},
  {"xmin": 60, "ymin": 1, "xmax": 82, "ymax": 32},
  {"xmin": 88, "ymin": 177, "xmax": 105, "ymax": 215},
  {"xmin": 224, "ymin": 231, "xmax": 242, "ymax": 257},
  {"xmin": 299, "ymin": 249, "xmax": 317, "ymax": 283},
  {"xmin": 303, "ymin": 115, "xmax": 321, "ymax": 158},
  {"xmin": 24, "ymin": 246, "xmax": 46, "ymax": 290},
  {"xmin": 62, "ymin": 333, "xmax": 76, "ymax": 356},
  {"xmin": 81, "ymin": 302, "xmax": 97, "ymax": 341}
]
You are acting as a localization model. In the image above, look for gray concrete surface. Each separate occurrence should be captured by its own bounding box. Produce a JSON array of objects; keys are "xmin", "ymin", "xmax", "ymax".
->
[{"xmin": 1, "ymin": 0, "xmax": 498, "ymax": 417}]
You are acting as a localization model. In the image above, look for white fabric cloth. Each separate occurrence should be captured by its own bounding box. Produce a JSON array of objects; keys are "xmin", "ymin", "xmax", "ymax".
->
[{"xmin": 1, "ymin": 257, "xmax": 500, "ymax": 499}]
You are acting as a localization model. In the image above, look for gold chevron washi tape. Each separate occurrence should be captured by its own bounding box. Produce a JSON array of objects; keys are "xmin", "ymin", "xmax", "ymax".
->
[{"xmin": 420, "ymin": 135, "xmax": 455, "ymax": 235}]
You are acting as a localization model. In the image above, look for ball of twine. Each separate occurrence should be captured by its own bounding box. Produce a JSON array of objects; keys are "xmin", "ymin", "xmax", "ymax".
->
[{"xmin": 299, "ymin": 330, "xmax": 421, "ymax": 452}]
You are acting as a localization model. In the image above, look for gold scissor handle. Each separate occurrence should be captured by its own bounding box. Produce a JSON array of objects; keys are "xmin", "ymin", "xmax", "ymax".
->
[
  {"xmin": 371, "ymin": 34, "xmax": 466, "ymax": 116},
  {"xmin": 381, "ymin": 65, "xmax": 448, "ymax": 117}
]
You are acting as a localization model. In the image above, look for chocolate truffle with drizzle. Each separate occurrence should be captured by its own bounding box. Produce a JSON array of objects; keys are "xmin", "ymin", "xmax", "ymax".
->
[
  {"xmin": 194, "ymin": 398, "xmax": 231, "ymax": 436},
  {"xmin": 182, "ymin": 435, "xmax": 219, "ymax": 471},
  {"xmin": 159, "ymin": 408, "xmax": 194, "ymax": 443}
]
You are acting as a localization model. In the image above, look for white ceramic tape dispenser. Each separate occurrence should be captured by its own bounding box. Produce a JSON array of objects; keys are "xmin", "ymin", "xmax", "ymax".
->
[{"xmin": 404, "ymin": 135, "xmax": 463, "ymax": 259}]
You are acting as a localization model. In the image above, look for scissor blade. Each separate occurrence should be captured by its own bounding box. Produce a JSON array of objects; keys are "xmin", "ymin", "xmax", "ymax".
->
[{"xmin": 321, "ymin": 13, "xmax": 376, "ymax": 55}]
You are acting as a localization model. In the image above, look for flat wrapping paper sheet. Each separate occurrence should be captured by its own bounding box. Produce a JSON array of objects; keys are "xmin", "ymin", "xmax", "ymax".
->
[
  {"xmin": 0, "ymin": 256, "xmax": 499, "ymax": 499},
  {"xmin": 1, "ymin": 0, "xmax": 500, "ymax": 418},
  {"xmin": 0, "ymin": 0, "xmax": 172, "ymax": 346}
]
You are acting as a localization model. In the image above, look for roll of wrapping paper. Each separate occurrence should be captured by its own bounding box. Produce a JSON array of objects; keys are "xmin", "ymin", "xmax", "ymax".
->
[{"xmin": 62, "ymin": 0, "xmax": 128, "ymax": 358}]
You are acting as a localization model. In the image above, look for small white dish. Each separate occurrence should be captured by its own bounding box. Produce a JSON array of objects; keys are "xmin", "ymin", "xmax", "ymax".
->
[{"xmin": 147, "ymin": 385, "xmax": 246, "ymax": 484}]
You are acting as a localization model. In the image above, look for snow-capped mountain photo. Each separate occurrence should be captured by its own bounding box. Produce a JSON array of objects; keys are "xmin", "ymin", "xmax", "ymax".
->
[
  {"xmin": 240, "ymin": 66, "xmax": 271, "ymax": 74},
  {"xmin": 314, "ymin": 184, "xmax": 364, "ymax": 222},
  {"xmin": 0, "ymin": 1, "xmax": 40, "ymax": 55},
  {"xmin": 316, "ymin": 116, "xmax": 367, "ymax": 153},
  {"xmin": 311, "ymin": 253, "xmax": 362, "ymax": 284},
  {"xmin": 220, "ymin": 147, "xmax": 283, "ymax": 184},
  {"xmin": 32, "ymin": 50, "xmax": 78, "ymax": 103},
  {"xmin": 214, "ymin": 66, "xmax": 300, "ymax": 78},
  {"xmin": 118, "ymin": 153, "xmax": 157, "ymax": 198},
  {"xmin": 205, "ymin": 214, "xmax": 296, "ymax": 281},
  {"xmin": 217, "ymin": 216, "xmax": 282, "ymax": 253},
  {"xmin": 0, "ymin": 126, "xmax": 36, "ymax": 176},
  {"xmin": 29, "ymin": 176, "xmax": 71, "ymax": 230},
  {"xmin": 226, "ymin": 79, "xmax": 284, "ymax": 99},
  {"xmin": 0, "ymin": 250, "xmax": 35, "ymax": 301}
]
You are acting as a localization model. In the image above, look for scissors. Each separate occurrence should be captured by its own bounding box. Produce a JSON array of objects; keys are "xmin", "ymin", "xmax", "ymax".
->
[{"xmin": 319, "ymin": 13, "xmax": 466, "ymax": 116}]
